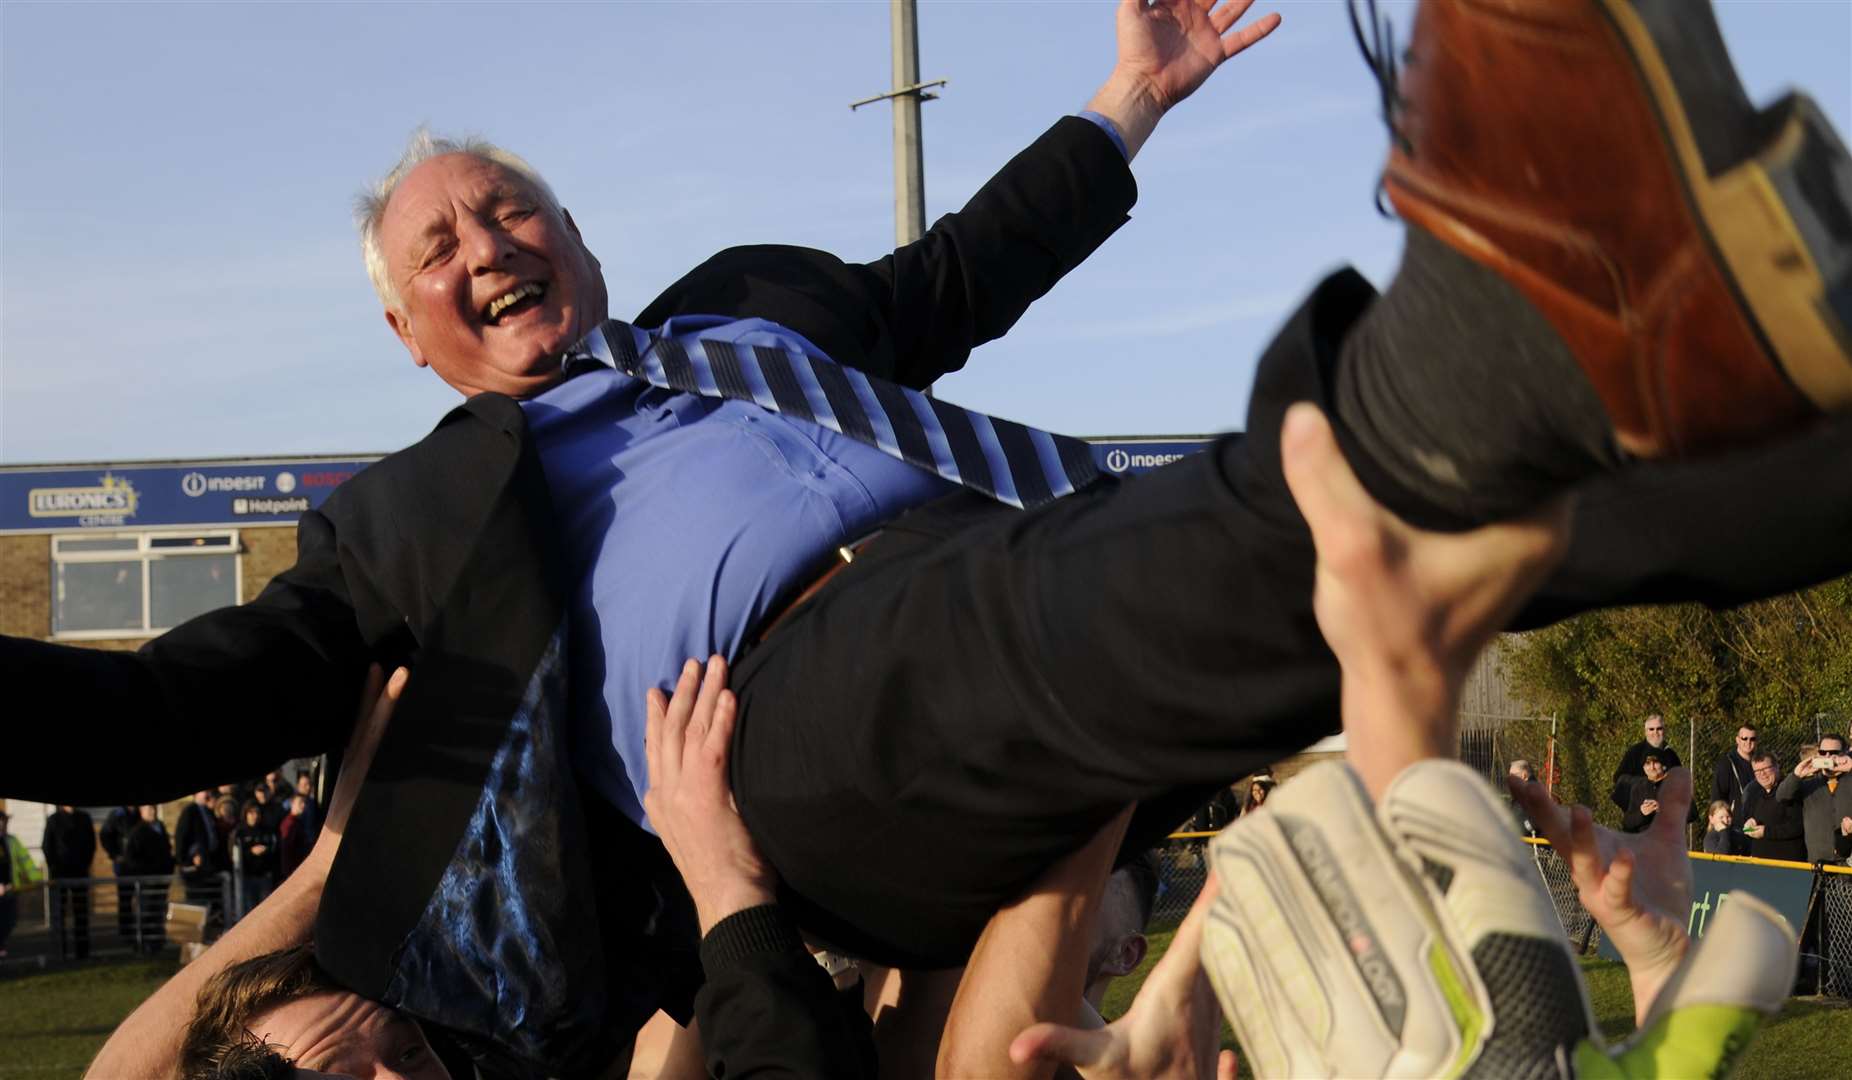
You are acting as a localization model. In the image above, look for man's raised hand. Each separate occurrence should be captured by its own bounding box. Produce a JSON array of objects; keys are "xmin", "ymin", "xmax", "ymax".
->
[
  {"xmin": 643, "ymin": 655, "xmax": 778, "ymax": 935},
  {"xmin": 1115, "ymin": 0, "xmax": 1279, "ymax": 108},
  {"xmin": 1088, "ymin": 1, "xmax": 1280, "ymax": 161},
  {"xmin": 1509, "ymin": 768, "xmax": 1694, "ymax": 1024}
]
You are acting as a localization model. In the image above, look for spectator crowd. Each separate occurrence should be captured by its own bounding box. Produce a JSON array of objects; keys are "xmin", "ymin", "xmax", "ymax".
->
[{"xmin": 0, "ymin": 766, "xmax": 324, "ymax": 962}]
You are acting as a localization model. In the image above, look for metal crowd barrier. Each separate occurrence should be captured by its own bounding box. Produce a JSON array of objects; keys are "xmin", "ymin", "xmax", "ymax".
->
[{"xmin": 39, "ymin": 872, "xmax": 236, "ymax": 960}]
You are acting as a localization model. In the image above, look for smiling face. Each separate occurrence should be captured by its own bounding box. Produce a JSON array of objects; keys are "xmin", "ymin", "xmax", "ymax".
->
[
  {"xmin": 1643, "ymin": 715, "xmax": 1666, "ymax": 748},
  {"xmin": 1643, "ymin": 757, "xmax": 1667, "ymax": 782},
  {"xmin": 378, "ymin": 153, "xmax": 606, "ymax": 400},
  {"xmin": 247, "ymin": 992, "xmax": 450, "ymax": 1079}
]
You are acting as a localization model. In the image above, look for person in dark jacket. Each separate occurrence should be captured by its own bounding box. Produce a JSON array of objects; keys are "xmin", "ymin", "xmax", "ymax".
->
[
  {"xmin": 98, "ymin": 804, "xmax": 137, "ymax": 940},
  {"xmin": 212, "ymin": 796, "xmax": 240, "ymax": 872},
  {"xmin": 42, "ymin": 805, "xmax": 97, "ymax": 959},
  {"xmin": 1711, "ymin": 725, "xmax": 1760, "ymax": 825},
  {"xmin": 1610, "ymin": 714, "xmax": 1682, "ymax": 812},
  {"xmin": 120, "ymin": 804, "xmax": 174, "ymax": 952},
  {"xmin": 234, "ymin": 801, "xmax": 280, "ymax": 917},
  {"xmin": 1741, "ymin": 755, "xmax": 1808, "ymax": 863},
  {"xmin": 248, "ymin": 783, "xmax": 282, "ymax": 830},
  {"xmin": 1775, "ymin": 734, "xmax": 1852, "ymax": 865},
  {"xmin": 174, "ymin": 790, "xmax": 222, "ymax": 911},
  {"xmin": 1189, "ymin": 785, "xmax": 1242, "ymax": 833},
  {"xmin": 1621, "ymin": 754, "xmax": 1669, "ymax": 834}
]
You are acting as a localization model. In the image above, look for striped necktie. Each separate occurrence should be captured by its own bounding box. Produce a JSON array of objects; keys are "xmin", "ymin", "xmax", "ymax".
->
[{"xmin": 569, "ymin": 319, "xmax": 1099, "ymax": 510}]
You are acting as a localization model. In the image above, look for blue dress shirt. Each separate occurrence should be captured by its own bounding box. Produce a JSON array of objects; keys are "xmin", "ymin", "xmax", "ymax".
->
[
  {"xmin": 522, "ymin": 316, "xmax": 955, "ymax": 829},
  {"xmin": 525, "ymin": 112, "xmax": 1128, "ymax": 830}
]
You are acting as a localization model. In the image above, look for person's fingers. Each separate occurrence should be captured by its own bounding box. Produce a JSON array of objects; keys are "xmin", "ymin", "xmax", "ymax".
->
[
  {"xmin": 1151, "ymin": 874, "xmax": 1218, "ymax": 998},
  {"xmin": 1508, "ymin": 777, "xmax": 1570, "ymax": 845},
  {"xmin": 688, "ymin": 654, "xmax": 729, "ymax": 748},
  {"xmin": 1009, "ymin": 1022, "xmax": 1116, "ymax": 1069},
  {"xmin": 359, "ymin": 661, "xmax": 386, "ymax": 706},
  {"xmin": 1222, "ymin": 11, "xmax": 1281, "ymax": 57},
  {"xmin": 1650, "ymin": 768, "xmax": 1695, "ymax": 843},
  {"xmin": 1603, "ymin": 848, "xmax": 1638, "ymax": 915},
  {"xmin": 1565, "ymin": 805, "xmax": 1605, "ymax": 896},
  {"xmin": 344, "ymin": 665, "xmax": 402, "ymax": 777},
  {"xmin": 1208, "ymin": 0, "xmax": 1247, "ymax": 33},
  {"xmin": 1218, "ymin": 1048, "xmax": 1239, "ymax": 1080},
  {"xmin": 702, "ymin": 690, "xmax": 738, "ymax": 776},
  {"xmin": 658, "ymin": 659, "xmax": 701, "ymax": 783}
]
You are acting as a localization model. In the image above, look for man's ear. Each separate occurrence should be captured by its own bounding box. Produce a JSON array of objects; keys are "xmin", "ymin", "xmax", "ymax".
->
[
  {"xmin": 384, "ymin": 307, "xmax": 427, "ymax": 369},
  {"xmin": 563, "ymin": 207, "xmax": 602, "ymax": 275},
  {"xmin": 1100, "ymin": 933, "xmax": 1148, "ymax": 980}
]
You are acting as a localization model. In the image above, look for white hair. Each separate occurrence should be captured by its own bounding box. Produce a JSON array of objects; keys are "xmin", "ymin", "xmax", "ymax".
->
[{"xmin": 355, "ymin": 127, "xmax": 561, "ymax": 313}]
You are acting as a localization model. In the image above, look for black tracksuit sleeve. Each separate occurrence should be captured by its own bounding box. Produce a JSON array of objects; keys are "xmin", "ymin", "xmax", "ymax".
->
[
  {"xmin": 695, "ymin": 905, "xmax": 876, "ymax": 1079},
  {"xmin": 1, "ymin": 508, "xmax": 371, "ymax": 805}
]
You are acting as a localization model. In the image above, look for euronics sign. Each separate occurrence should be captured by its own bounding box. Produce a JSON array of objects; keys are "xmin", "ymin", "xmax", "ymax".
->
[
  {"xmin": 0, "ymin": 438, "xmax": 1215, "ymax": 534},
  {"xmin": 1, "ymin": 460, "xmax": 379, "ymax": 534}
]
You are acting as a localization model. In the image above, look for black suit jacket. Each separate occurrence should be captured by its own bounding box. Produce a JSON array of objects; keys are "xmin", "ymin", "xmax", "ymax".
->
[{"xmin": 3, "ymin": 116, "xmax": 1133, "ymax": 1076}]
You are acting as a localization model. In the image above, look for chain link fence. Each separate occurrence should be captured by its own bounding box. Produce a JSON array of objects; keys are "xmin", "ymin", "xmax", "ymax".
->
[
  {"xmin": 1812, "ymin": 870, "xmax": 1852, "ymax": 997},
  {"xmin": 1151, "ymin": 835, "xmax": 1213, "ymax": 929}
]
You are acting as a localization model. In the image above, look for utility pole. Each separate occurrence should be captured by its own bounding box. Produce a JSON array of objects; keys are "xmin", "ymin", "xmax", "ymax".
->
[{"xmin": 850, "ymin": 0, "xmax": 946, "ymax": 247}]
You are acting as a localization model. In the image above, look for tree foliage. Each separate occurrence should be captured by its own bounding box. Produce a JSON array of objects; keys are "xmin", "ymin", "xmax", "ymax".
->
[{"xmin": 1495, "ymin": 577, "xmax": 1852, "ymax": 826}]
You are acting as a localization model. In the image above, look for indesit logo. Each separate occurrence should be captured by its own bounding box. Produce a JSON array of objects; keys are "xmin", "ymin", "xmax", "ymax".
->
[
  {"xmin": 29, "ymin": 473, "xmax": 140, "ymax": 524},
  {"xmin": 1105, "ymin": 448, "xmax": 1131, "ymax": 473},
  {"xmin": 181, "ymin": 473, "xmax": 266, "ymax": 497}
]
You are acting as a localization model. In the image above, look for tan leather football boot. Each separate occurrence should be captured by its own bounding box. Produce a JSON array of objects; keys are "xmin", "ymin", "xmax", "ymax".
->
[{"xmin": 1374, "ymin": 0, "xmax": 1852, "ymax": 456}]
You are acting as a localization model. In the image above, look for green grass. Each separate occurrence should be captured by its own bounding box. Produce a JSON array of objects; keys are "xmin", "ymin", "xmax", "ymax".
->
[
  {"xmin": 1104, "ymin": 929, "xmax": 1850, "ymax": 1079},
  {"xmin": 1, "ymin": 942, "xmax": 1843, "ymax": 1077},
  {"xmin": 0, "ymin": 957, "xmax": 176, "ymax": 1078}
]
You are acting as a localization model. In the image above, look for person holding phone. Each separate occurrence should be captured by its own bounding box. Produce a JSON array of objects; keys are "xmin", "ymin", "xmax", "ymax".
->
[{"xmin": 1776, "ymin": 734, "xmax": 1852, "ymax": 865}]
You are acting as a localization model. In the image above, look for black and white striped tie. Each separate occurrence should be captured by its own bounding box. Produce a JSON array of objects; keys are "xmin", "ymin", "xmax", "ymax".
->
[{"xmin": 570, "ymin": 319, "xmax": 1099, "ymax": 510}]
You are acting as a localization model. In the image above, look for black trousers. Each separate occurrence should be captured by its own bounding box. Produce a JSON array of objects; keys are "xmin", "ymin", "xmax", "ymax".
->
[
  {"xmin": 53, "ymin": 879, "xmax": 90, "ymax": 959},
  {"xmin": 732, "ymin": 271, "xmax": 1852, "ymax": 968}
]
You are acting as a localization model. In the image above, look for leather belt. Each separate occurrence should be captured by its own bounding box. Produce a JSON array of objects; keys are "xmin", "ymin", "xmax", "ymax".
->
[{"xmin": 755, "ymin": 532, "xmax": 880, "ymax": 643}]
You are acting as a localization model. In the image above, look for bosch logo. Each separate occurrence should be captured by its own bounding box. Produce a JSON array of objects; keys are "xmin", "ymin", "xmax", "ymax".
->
[
  {"xmin": 275, "ymin": 471, "xmax": 297, "ymax": 494},
  {"xmin": 181, "ymin": 472, "xmax": 208, "ymax": 497},
  {"xmin": 1105, "ymin": 449, "xmax": 1131, "ymax": 473}
]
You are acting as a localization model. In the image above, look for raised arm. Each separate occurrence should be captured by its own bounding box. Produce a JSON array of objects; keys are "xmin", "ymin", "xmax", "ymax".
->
[
  {"xmin": 645, "ymin": 657, "xmax": 876, "ymax": 1080},
  {"xmin": 935, "ymin": 805, "xmax": 1135, "ymax": 1080},
  {"xmin": 1085, "ymin": 0, "xmax": 1281, "ymax": 161},
  {"xmin": 86, "ymin": 667, "xmax": 403, "ymax": 1079},
  {"xmin": 637, "ymin": 1, "xmax": 1278, "ymax": 391}
]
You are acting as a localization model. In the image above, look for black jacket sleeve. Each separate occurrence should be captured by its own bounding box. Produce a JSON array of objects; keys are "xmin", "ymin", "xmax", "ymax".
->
[
  {"xmin": 695, "ymin": 905, "xmax": 876, "ymax": 1079},
  {"xmin": 636, "ymin": 117, "xmax": 1137, "ymax": 390},
  {"xmin": 1611, "ymin": 743, "xmax": 1645, "ymax": 811},
  {"xmin": 1, "ymin": 508, "xmax": 371, "ymax": 806}
]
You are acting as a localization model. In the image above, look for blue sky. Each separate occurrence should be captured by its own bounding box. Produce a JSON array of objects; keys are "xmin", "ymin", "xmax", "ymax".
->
[{"xmin": 2, "ymin": 0, "xmax": 1847, "ymax": 463}]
